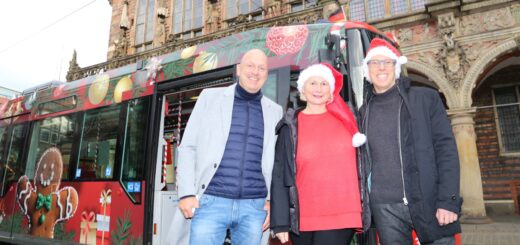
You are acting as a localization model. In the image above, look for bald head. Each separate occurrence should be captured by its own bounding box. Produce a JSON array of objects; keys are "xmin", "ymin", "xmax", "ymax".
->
[
  {"xmin": 237, "ymin": 49, "xmax": 269, "ymax": 93},
  {"xmin": 240, "ymin": 49, "xmax": 268, "ymax": 64}
]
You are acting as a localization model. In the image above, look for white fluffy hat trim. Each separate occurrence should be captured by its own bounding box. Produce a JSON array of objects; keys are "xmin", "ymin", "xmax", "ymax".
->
[{"xmin": 297, "ymin": 64, "xmax": 335, "ymax": 94}]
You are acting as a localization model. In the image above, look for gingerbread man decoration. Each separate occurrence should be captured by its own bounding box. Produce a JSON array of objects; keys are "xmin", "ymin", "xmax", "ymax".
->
[{"xmin": 16, "ymin": 147, "xmax": 79, "ymax": 238}]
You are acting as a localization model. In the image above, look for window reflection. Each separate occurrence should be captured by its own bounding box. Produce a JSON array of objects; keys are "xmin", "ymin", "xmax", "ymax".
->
[
  {"xmin": 27, "ymin": 115, "xmax": 76, "ymax": 180},
  {"xmin": 77, "ymin": 106, "xmax": 121, "ymax": 180}
]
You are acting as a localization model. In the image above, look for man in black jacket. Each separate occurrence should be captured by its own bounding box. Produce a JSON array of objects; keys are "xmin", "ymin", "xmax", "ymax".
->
[{"xmin": 360, "ymin": 38, "xmax": 462, "ymax": 244}]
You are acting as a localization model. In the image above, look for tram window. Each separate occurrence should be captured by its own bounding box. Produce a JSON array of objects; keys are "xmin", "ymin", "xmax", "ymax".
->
[
  {"xmin": 5, "ymin": 123, "xmax": 27, "ymax": 183},
  {"xmin": 0, "ymin": 122, "xmax": 10, "ymax": 195},
  {"xmin": 0, "ymin": 123, "xmax": 8, "ymax": 164},
  {"xmin": 120, "ymin": 98, "xmax": 149, "ymax": 203},
  {"xmin": 122, "ymin": 98, "xmax": 149, "ymax": 181},
  {"xmin": 77, "ymin": 106, "xmax": 121, "ymax": 180},
  {"xmin": 26, "ymin": 114, "xmax": 78, "ymax": 180}
]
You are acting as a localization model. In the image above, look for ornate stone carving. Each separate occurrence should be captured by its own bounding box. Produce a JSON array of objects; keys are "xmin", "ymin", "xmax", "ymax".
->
[
  {"xmin": 512, "ymin": 3, "xmax": 520, "ymax": 24},
  {"xmin": 156, "ymin": 7, "xmax": 169, "ymax": 46},
  {"xmin": 438, "ymin": 35, "xmax": 467, "ymax": 88},
  {"xmin": 113, "ymin": 0, "xmax": 130, "ymax": 59},
  {"xmin": 398, "ymin": 28, "xmax": 413, "ymax": 43},
  {"xmin": 206, "ymin": 2, "xmax": 220, "ymax": 33},
  {"xmin": 460, "ymin": 8, "xmax": 514, "ymax": 36},
  {"xmin": 66, "ymin": 50, "xmax": 81, "ymax": 82},
  {"xmin": 120, "ymin": 0, "xmax": 129, "ymax": 30},
  {"xmin": 438, "ymin": 12, "xmax": 457, "ymax": 35},
  {"xmin": 154, "ymin": 0, "xmax": 170, "ymax": 47},
  {"xmin": 393, "ymin": 22, "xmax": 439, "ymax": 46},
  {"xmin": 436, "ymin": 12, "xmax": 467, "ymax": 88},
  {"xmin": 113, "ymin": 30, "xmax": 129, "ymax": 59},
  {"xmin": 461, "ymin": 40, "xmax": 499, "ymax": 65},
  {"xmin": 409, "ymin": 51, "xmax": 443, "ymax": 74},
  {"xmin": 267, "ymin": 0, "xmax": 282, "ymax": 17}
]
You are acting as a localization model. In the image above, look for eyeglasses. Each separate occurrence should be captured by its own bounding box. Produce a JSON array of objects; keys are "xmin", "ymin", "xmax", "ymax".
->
[{"xmin": 367, "ymin": 59, "xmax": 396, "ymax": 68}]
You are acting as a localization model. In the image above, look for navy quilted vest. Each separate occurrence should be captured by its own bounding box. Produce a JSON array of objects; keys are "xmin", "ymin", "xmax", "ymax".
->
[{"xmin": 205, "ymin": 84, "xmax": 266, "ymax": 199}]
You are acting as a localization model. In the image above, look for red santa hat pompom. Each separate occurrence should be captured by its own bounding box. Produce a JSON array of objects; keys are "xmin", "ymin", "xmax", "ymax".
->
[{"xmin": 363, "ymin": 38, "xmax": 407, "ymax": 82}]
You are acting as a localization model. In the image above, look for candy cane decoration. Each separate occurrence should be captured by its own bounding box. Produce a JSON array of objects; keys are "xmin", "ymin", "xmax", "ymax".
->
[
  {"xmin": 176, "ymin": 98, "xmax": 182, "ymax": 147},
  {"xmin": 162, "ymin": 144, "xmax": 167, "ymax": 183}
]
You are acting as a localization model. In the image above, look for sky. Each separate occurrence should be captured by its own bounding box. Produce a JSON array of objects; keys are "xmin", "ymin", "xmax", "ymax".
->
[{"xmin": 0, "ymin": 0, "xmax": 112, "ymax": 93}]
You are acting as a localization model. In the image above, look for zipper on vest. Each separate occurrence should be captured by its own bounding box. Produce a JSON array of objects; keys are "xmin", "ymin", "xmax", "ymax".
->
[
  {"xmin": 397, "ymin": 99, "xmax": 408, "ymax": 206},
  {"xmin": 238, "ymin": 101, "xmax": 250, "ymax": 198}
]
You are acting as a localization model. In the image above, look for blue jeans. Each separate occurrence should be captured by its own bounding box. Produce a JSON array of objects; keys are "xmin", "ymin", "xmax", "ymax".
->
[{"xmin": 189, "ymin": 194, "xmax": 267, "ymax": 245}]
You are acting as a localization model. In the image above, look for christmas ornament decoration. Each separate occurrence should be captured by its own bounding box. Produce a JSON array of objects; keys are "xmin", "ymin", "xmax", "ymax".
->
[
  {"xmin": 114, "ymin": 76, "xmax": 133, "ymax": 103},
  {"xmin": 266, "ymin": 25, "xmax": 308, "ymax": 55},
  {"xmin": 193, "ymin": 51, "xmax": 218, "ymax": 73},
  {"xmin": 88, "ymin": 73, "xmax": 110, "ymax": 105},
  {"xmin": 181, "ymin": 45, "xmax": 197, "ymax": 59}
]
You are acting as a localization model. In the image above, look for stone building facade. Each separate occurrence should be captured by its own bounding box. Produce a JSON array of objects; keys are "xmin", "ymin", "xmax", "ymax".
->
[{"xmin": 67, "ymin": 0, "xmax": 520, "ymax": 220}]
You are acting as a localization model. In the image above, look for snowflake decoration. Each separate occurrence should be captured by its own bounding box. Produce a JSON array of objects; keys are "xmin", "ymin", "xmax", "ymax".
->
[{"xmin": 145, "ymin": 57, "xmax": 163, "ymax": 85}]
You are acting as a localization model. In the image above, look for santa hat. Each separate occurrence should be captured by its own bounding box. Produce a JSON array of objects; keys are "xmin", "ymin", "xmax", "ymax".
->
[
  {"xmin": 363, "ymin": 38, "xmax": 407, "ymax": 82},
  {"xmin": 314, "ymin": 63, "xmax": 367, "ymax": 147},
  {"xmin": 296, "ymin": 64, "xmax": 335, "ymax": 97}
]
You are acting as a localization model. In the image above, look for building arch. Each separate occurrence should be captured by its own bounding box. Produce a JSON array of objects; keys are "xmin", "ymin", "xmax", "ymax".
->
[
  {"xmin": 406, "ymin": 60, "xmax": 458, "ymax": 109},
  {"xmin": 461, "ymin": 37, "xmax": 519, "ymax": 108}
]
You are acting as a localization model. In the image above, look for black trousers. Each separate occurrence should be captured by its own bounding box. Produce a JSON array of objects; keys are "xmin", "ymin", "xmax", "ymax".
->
[
  {"xmin": 371, "ymin": 202, "xmax": 455, "ymax": 245},
  {"xmin": 290, "ymin": 228, "xmax": 355, "ymax": 245}
]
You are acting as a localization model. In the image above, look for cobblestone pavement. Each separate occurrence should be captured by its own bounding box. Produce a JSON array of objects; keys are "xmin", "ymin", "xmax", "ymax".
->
[{"xmin": 461, "ymin": 215, "xmax": 520, "ymax": 245}]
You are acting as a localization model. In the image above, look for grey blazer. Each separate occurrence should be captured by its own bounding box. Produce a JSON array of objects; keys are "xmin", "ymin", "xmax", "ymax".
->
[{"xmin": 167, "ymin": 83, "xmax": 283, "ymax": 245}]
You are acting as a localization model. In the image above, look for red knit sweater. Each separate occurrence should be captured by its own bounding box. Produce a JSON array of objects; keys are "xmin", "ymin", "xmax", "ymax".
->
[{"xmin": 296, "ymin": 111, "xmax": 362, "ymax": 231}]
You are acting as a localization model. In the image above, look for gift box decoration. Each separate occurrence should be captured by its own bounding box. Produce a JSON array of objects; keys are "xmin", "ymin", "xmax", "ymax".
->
[
  {"xmin": 97, "ymin": 189, "xmax": 112, "ymax": 243},
  {"xmin": 80, "ymin": 211, "xmax": 97, "ymax": 245}
]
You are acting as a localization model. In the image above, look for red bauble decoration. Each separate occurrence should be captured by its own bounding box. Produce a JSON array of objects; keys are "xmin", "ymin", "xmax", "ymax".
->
[{"xmin": 266, "ymin": 25, "xmax": 308, "ymax": 55}]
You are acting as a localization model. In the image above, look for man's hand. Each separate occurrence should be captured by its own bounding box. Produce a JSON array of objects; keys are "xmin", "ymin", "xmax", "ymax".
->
[
  {"xmin": 276, "ymin": 232, "xmax": 289, "ymax": 244},
  {"xmin": 262, "ymin": 201, "xmax": 270, "ymax": 231},
  {"xmin": 436, "ymin": 208, "xmax": 458, "ymax": 226},
  {"xmin": 178, "ymin": 196, "xmax": 199, "ymax": 219}
]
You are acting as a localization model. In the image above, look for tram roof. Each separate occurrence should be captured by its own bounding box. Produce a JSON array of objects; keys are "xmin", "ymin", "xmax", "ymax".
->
[{"xmin": 1, "ymin": 22, "xmax": 390, "ymax": 121}]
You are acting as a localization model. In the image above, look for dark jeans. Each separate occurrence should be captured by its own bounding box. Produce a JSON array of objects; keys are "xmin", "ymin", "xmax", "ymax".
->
[
  {"xmin": 290, "ymin": 228, "xmax": 355, "ymax": 245},
  {"xmin": 371, "ymin": 203, "xmax": 455, "ymax": 245}
]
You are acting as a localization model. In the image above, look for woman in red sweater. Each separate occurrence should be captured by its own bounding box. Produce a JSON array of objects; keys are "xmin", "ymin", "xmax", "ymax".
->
[{"xmin": 270, "ymin": 63, "xmax": 366, "ymax": 244}]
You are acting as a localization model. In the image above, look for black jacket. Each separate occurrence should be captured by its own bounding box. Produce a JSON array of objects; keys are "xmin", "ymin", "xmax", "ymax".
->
[
  {"xmin": 270, "ymin": 108, "xmax": 302, "ymax": 235},
  {"xmin": 359, "ymin": 78, "xmax": 462, "ymax": 242}
]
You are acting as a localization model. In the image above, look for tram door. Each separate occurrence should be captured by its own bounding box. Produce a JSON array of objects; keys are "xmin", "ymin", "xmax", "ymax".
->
[{"xmin": 151, "ymin": 65, "xmax": 293, "ymax": 244}]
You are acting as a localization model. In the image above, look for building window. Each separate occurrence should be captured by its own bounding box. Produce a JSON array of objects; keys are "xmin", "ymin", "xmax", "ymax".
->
[
  {"xmin": 135, "ymin": 0, "xmax": 155, "ymax": 50},
  {"xmin": 225, "ymin": 0, "xmax": 263, "ymax": 19},
  {"xmin": 348, "ymin": 0, "xmax": 426, "ymax": 21},
  {"xmin": 172, "ymin": 0, "xmax": 203, "ymax": 36},
  {"xmin": 289, "ymin": 0, "xmax": 316, "ymax": 13},
  {"xmin": 493, "ymin": 86, "xmax": 520, "ymax": 154}
]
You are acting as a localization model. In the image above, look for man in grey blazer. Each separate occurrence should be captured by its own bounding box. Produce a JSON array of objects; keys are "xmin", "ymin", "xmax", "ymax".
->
[{"xmin": 170, "ymin": 49, "xmax": 283, "ymax": 245}]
